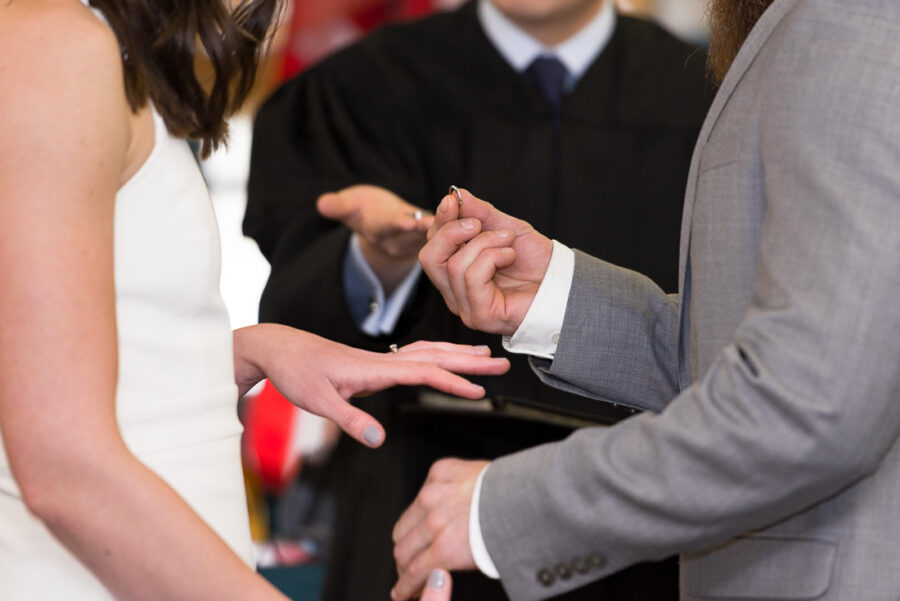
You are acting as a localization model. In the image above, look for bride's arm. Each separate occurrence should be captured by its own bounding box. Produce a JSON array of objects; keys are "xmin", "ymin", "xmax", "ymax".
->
[{"xmin": 0, "ymin": 6, "xmax": 287, "ymax": 601}]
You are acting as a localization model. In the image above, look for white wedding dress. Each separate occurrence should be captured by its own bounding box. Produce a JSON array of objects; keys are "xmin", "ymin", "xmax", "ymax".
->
[{"xmin": 0, "ymin": 3, "xmax": 254, "ymax": 597}]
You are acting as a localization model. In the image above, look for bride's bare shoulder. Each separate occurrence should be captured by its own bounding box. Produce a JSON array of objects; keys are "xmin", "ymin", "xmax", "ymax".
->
[
  {"xmin": 0, "ymin": 0, "xmax": 132, "ymax": 187},
  {"xmin": 0, "ymin": 0, "xmax": 124, "ymax": 91}
]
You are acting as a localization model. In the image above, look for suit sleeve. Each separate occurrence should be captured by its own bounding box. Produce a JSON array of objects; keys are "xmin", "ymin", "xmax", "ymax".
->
[
  {"xmin": 529, "ymin": 251, "xmax": 684, "ymax": 413},
  {"xmin": 479, "ymin": 6, "xmax": 900, "ymax": 600},
  {"xmin": 243, "ymin": 60, "xmax": 431, "ymax": 347}
]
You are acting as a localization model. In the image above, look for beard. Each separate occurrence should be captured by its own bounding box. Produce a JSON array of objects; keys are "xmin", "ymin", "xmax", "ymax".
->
[{"xmin": 706, "ymin": 0, "xmax": 776, "ymax": 84}]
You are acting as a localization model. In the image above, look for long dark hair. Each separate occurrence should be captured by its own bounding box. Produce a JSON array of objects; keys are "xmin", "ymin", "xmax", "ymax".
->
[{"xmin": 88, "ymin": 0, "xmax": 282, "ymax": 158}]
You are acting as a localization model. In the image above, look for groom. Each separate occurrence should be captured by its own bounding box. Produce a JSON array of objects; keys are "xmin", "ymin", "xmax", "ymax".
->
[{"xmin": 391, "ymin": 0, "xmax": 900, "ymax": 599}]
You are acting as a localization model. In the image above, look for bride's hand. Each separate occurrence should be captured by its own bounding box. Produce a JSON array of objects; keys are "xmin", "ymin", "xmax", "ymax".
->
[
  {"xmin": 234, "ymin": 324, "xmax": 510, "ymax": 447},
  {"xmin": 420, "ymin": 570, "xmax": 453, "ymax": 601}
]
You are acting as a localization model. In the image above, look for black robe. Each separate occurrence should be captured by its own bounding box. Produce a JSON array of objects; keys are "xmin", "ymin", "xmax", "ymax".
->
[{"xmin": 245, "ymin": 2, "xmax": 713, "ymax": 599}]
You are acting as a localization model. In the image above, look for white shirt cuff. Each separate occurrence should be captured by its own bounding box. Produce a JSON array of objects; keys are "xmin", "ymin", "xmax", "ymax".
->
[
  {"xmin": 502, "ymin": 240, "xmax": 574, "ymax": 359},
  {"xmin": 469, "ymin": 465, "xmax": 500, "ymax": 579},
  {"xmin": 350, "ymin": 234, "xmax": 422, "ymax": 336}
]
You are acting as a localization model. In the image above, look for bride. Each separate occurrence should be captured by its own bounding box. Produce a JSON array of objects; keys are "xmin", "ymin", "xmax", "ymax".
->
[{"xmin": 0, "ymin": 0, "xmax": 506, "ymax": 598}]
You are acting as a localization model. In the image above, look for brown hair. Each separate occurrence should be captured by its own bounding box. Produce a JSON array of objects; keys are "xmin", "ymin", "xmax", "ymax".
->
[
  {"xmin": 705, "ymin": 0, "xmax": 774, "ymax": 84},
  {"xmin": 88, "ymin": 0, "xmax": 282, "ymax": 158}
]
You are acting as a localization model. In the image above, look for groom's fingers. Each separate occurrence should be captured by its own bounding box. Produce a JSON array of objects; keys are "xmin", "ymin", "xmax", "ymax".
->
[
  {"xmin": 393, "ymin": 500, "xmax": 425, "ymax": 547},
  {"xmin": 455, "ymin": 187, "xmax": 497, "ymax": 222},
  {"xmin": 464, "ymin": 246, "xmax": 517, "ymax": 332},
  {"xmin": 419, "ymin": 217, "xmax": 483, "ymax": 314},
  {"xmin": 428, "ymin": 194, "xmax": 461, "ymax": 241},
  {"xmin": 393, "ymin": 514, "xmax": 438, "ymax": 573},
  {"xmin": 445, "ymin": 229, "xmax": 514, "ymax": 327}
]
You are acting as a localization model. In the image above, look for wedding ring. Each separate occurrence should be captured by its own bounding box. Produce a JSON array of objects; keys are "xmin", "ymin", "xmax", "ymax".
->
[
  {"xmin": 448, "ymin": 185, "xmax": 463, "ymax": 208},
  {"xmin": 389, "ymin": 343, "xmax": 399, "ymax": 353}
]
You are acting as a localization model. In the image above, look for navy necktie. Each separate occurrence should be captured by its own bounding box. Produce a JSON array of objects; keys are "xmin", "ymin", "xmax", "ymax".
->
[{"xmin": 525, "ymin": 55, "xmax": 569, "ymax": 119}]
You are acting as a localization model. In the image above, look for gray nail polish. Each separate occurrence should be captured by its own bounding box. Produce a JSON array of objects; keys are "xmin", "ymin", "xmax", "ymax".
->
[
  {"xmin": 428, "ymin": 569, "xmax": 445, "ymax": 589},
  {"xmin": 364, "ymin": 425, "xmax": 383, "ymax": 446}
]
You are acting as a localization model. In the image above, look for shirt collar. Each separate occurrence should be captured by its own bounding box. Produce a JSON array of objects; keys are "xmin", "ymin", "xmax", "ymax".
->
[{"xmin": 477, "ymin": 0, "xmax": 616, "ymax": 82}]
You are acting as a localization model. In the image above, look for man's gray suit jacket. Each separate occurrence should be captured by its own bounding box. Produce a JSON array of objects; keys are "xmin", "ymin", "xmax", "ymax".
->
[{"xmin": 479, "ymin": 0, "xmax": 900, "ymax": 599}]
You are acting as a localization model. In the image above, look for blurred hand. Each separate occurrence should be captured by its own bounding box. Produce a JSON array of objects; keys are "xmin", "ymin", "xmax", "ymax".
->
[
  {"xmin": 419, "ymin": 188, "xmax": 553, "ymax": 335},
  {"xmin": 318, "ymin": 184, "xmax": 433, "ymax": 292},
  {"xmin": 391, "ymin": 458, "xmax": 489, "ymax": 601},
  {"xmin": 420, "ymin": 569, "xmax": 453, "ymax": 601},
  {"xmin": 234, "ymin": 325, "xmax": 509, "ymax": 448}
]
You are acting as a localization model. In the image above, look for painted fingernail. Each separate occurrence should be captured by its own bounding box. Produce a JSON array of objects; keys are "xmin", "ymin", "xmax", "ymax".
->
[
  {"xmin": 364, "ymin": 426, "xmax": 383, "ymax": 446},
  {"xmin": 428, "ymin": 569, "xmax": 446, "ymax": 589}
]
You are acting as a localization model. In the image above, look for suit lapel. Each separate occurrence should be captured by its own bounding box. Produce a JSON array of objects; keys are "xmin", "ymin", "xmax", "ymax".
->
[{"xmin": 677, "ymin": 0, "xmax": 801, "ymax": 298}]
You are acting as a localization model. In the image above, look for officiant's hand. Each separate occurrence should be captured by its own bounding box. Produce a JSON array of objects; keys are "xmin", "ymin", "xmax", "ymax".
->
[
  {"xmin": 419, "ymin": 188, "xmax": 553, "ymax": 335},
  {"xmin": 233, "ymin": 325, "xmax": 509, "ymax": 448},
  {"xmin": 318, "ymin": 184, "xmax": 433, "ymax": 294}
]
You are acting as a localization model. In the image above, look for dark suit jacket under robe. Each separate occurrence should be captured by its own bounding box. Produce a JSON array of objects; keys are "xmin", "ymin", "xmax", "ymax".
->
[{"xmin": 244, "ymin": 2, "xmax": 713, "ymax": 599}]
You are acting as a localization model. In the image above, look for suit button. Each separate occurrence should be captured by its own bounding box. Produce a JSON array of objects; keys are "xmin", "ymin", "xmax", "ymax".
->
[
  {"xmin": 588, "ymin": 553, "xmax": 607, "ymax": 569},
  {"xmin": 536, "ymin": 568, "xmax": 556, "ymax": 587},
  {"xmin": 571, "ymin": 557, "xmax": 590, "ymax": 574},
  {"xmin": 554, "ymin": 563, "xmax": 573, "ymax": 580}
]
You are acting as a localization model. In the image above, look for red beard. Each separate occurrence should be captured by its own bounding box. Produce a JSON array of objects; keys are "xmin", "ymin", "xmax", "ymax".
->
[{"xmin": 706, "ymin": 0, "xmax": 775, "ymax": 83}]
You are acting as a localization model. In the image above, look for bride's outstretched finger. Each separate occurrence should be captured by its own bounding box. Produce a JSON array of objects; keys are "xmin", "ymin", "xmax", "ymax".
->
[{"xmin": 420, "ymin": 570, "xmax": 453, "ymax": 601}]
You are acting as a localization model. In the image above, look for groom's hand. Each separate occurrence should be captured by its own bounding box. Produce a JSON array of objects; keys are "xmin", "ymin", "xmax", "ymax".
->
[
  {"xmin": 419, "ymin": 188, "xmax": 554, "ymax": 335},
  {"xmin": 391, "ymin": 458, "xmax": 488, "ymax": 601}
]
